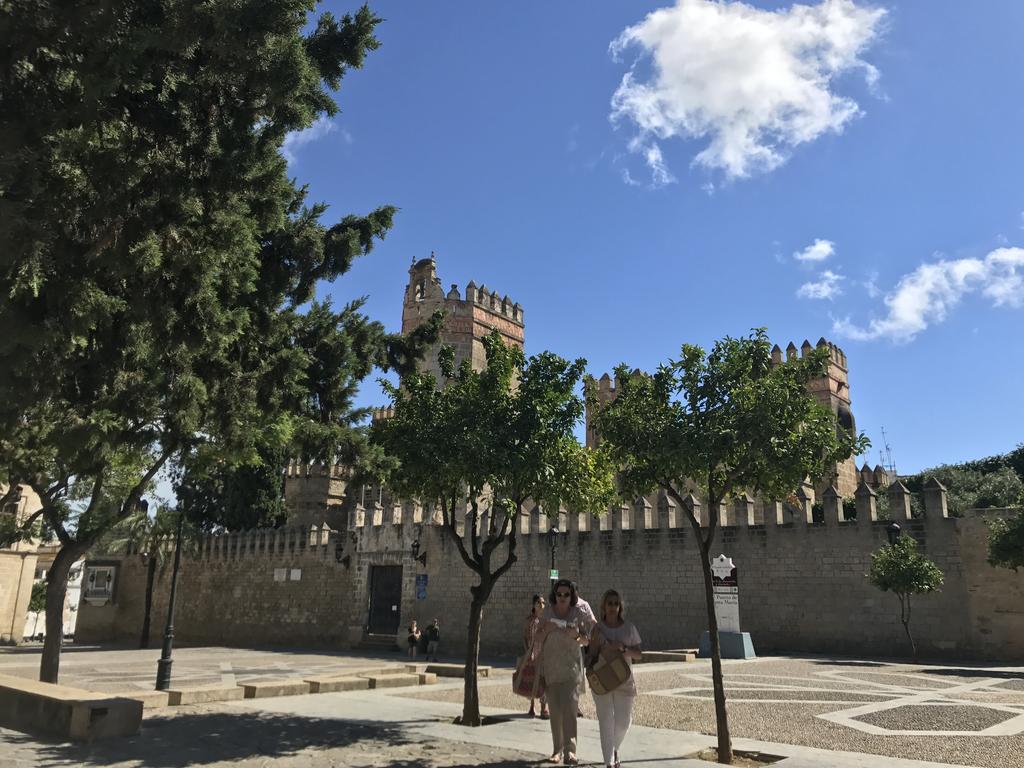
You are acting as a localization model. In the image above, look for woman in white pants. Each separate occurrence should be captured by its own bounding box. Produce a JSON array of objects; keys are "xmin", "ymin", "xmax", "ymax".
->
[{"xmin": 587, "ymin": 589, "xmax": 642, "ymax": 768}]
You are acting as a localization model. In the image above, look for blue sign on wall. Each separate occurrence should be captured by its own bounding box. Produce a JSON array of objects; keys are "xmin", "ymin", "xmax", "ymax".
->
[{"xmin": 415, "ymin": 574, "xmax": 428, "ymax": 600}]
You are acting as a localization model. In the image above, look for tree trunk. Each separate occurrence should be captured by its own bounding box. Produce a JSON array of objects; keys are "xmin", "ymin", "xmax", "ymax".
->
[
  {"xmin": 40, "ymin": 543, "xmax": 87, "ymax": 683},
  {"xmin": 462, "ymin": 591, "xmax": 487, "ymax": 726},
  {"xmin": 139, "ymin": 554, "xmax": 157, "ymax": 649},
  {"xmin": 698, "ymin": 539, "xmax": 733, "ymax": 765},
  {"xmin": 899, "ymin": 594, "xmax": 916, "ymax": 661}
]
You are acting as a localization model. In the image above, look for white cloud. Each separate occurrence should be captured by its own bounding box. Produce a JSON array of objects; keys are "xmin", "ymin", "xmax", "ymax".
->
[
  {"xmin": 282, "ymin": 116, "xmax": 337, "ymax": 165},
  {"xmin": 833, "ymin": 247, "xmax": 1024, "ymax": 342},
  {"xmin": 609, "ymin": 0, "xmax": 886, "ymax": 182},
  {"xmin": 864, "ymin": 270, "xmax": 881, "ymax": 298},
  {"xmin": 797, "ymin": 270, "xmax": 844, "ymax": 300},
  {"xmin": 794, "ymin": 238, "xmax": 836, "ymax": 262}
]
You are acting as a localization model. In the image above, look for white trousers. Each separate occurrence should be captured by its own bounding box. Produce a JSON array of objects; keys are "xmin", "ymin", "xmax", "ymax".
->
[{"xmin": 592, "ymin": 690, "xmax": 634, "ymax": 766}]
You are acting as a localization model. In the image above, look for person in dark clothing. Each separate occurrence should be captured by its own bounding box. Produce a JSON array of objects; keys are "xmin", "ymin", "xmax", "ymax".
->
[{"xmin": 425, "ymin": 618, "xmax": 441, "ymax": 661}]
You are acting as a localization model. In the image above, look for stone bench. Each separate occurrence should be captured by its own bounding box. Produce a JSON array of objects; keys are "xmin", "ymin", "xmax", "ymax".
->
[
  {"xmin": 111, "ymin": 690, "xmax": 170, "ymax": 709},
  {"xmin": 638, "ymin": 650, "xmax": 697, "ymax": 663},
  {"xmin": 241, "ymin": 679, "xmax": 311, "ymax": 699},
  {"xmin": 0, "ymin": 673, "xmax": 142, "ymax": 742},
  {"xmin": 416, "ymin": 663, "xmax": 491, "ymax": 678},
  {"xmin": 166, "ymin": 684, "xmax": 245, "ymax": 705},
  {"xmin": 360, "ymin": 673, "xmax": 421, "ymax": 689},
  {"xmin": 305, "ymin": 675, "xmax": 372, "ymax": 694}
]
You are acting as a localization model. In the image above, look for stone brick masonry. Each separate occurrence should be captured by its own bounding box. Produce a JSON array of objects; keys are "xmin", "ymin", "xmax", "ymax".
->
[{"xmin": 76, "ymin": 486, "xmax": 1024, "ymax": 663}]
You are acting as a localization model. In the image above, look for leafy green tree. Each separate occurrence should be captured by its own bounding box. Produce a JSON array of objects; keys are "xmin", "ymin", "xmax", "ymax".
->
[
  {"xmin": 175, "ymin": 298, "xmax": 440, "ymax": 531},
  {"xmin": 26, "ymin": 580, "xmax": 47, "ymax": 638},
  {"xmin": 373, "ymin": 332, "xmax": 616, "ymax": 727},
  {"xmin": 0, "ymin": 0, "xmax": 405, "ymax": 683},
  {"xmin": 867, "ymin": 536, "xmax": 944, "ymax": 659},
  {"xmin": 904, "ymin": 465, "xmax": 1022, "ymax": 516},
  {"xmin": 987, "ymin": 508, "xmax": 1024, "ymax": 572},
  {"xmin": 592, "ymin": 329, "xmax": 867, "ymax": 765}
]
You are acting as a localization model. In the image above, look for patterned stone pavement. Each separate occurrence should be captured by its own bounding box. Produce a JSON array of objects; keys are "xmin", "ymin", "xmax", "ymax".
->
[
  {"xmin": 0, "ymin": 644, "xmax": 415, "ymax": 693},
  {"xmin": 405, "ymin": 656, "xmax": 1024, "ymax": 768}
]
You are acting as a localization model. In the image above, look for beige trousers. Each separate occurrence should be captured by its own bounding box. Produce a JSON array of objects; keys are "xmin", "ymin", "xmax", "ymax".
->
[{"xmin": 546, "ymin": 680, "xmax": 580, "ymax": 759}]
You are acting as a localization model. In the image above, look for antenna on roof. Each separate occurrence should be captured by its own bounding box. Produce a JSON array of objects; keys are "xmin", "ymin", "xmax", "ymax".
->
[{"xmin": 880, "ymin": 427, "xmax": 897, "ymax": 477}]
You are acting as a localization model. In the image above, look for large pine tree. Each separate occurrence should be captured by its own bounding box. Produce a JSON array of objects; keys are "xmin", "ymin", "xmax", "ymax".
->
[{"xmin": 0, "ymin": 1, "xmax": 424, "ymax": 682}]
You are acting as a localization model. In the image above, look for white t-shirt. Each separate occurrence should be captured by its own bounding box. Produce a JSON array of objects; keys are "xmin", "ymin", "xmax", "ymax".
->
[{"xmin": 593, "ymin": 621, "xmax": 642, "ymax": 696}]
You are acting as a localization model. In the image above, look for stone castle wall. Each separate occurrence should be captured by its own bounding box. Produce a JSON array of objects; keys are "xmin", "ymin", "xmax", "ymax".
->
[{"xmin": 76, "ymin": 490, "xmax": 1024, "ymax": 662}]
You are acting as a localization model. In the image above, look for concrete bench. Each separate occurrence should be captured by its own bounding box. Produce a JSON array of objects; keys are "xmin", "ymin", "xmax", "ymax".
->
[
  {"xmin": 166, "ymin": 684, "xmax": 245, "ymax": 705},
  {"xmin": 241, "ymin": 679, "xmax": 311, "ymax": 699},
  {"xmin": 111, "ymin": 690, "xmax": 171, "ymax": 709},
  {"xmin": 360, "ymin": 673, "xmax": 421, "ymax": 689},
  {"xmin": 419, "ymin": 663, "xmax": 491, "ymax": 678},
  {"xmin": 304, "ymin": 676, "xmax": 371, "ymax": 693},
  {"xmin": 638, "ymin": 650, "xmax": 697, "ymax": 663},
  {"xmin": 0, "ymin": 673, "xmax": 142, "ymax": 742}
]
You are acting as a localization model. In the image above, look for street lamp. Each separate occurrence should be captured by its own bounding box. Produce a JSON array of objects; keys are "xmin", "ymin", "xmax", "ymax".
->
[
  {"xmin": 155, "ymin": 509, "xmax": 185, "ymax": 691},
  {"xmin": 886, "ymin": 522, "xmax": 902, "ymax": 545},
  {"xmin": 547, "ymin": 525, "xmax": 559, "ymax": 589}
]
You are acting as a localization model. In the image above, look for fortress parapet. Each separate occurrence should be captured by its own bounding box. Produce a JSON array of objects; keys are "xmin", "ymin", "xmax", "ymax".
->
[{"xmin": 401, "ymin": 253, "xmax": 524, "ymax": 383}]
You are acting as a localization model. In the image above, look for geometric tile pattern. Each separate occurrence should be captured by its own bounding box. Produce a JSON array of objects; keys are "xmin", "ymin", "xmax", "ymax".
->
[{"xmin": 648, "ymin": 667, "xmax": 1024, "ymax": 738}]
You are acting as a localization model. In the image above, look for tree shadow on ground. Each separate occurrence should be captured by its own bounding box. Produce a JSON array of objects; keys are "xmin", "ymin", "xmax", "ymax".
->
[
  {"xmin": 918, "ymin": 668, "xmax": 1024, "ymax": 681},
  {"xmin": 4, "ymin": 711, "xmax": 435, "ymax": 768},
  {"xmin": 809, "ymin": 660, "xmax": 886, "ymax": 668}
]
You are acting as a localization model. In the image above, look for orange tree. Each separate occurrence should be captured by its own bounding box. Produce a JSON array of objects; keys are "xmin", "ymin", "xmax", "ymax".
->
[
  {"xmin": 591, "ymin": 329, "xmax": 866, "ymax": 764},
  {"xmin": 373, "ymin": 332, "xmax": 615, "ymax": 726}
]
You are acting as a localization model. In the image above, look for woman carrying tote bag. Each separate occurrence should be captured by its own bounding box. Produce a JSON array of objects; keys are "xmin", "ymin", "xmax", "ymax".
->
[{"xmin": 587, "ymin": 589, "xmax": 642, "ymax": 768}]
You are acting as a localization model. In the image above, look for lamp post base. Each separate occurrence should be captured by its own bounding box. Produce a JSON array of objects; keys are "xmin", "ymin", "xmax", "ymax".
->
[{"xmin": 155, "ymin": 657, "xmax": 173, "ymax": 690}]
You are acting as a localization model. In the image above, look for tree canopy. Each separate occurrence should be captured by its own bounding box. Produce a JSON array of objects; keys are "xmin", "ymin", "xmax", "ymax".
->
[
  {"xmin": 867, "ymin": 535, "xmax": 944, "ymax": 659},
  {"xmin": 987, "ymin": 509, "xmax": 1024, "ymax": 572},
  {"xmin": 0, "ymin": 0, "xmax": 422, "ymax": 682},
  {"xmin": 373, "ymin": 331, "xmax": 615, "ymax": 727},
  {"xmin": 591, "ymin": 328, "xmax": 867, "ymax": 765}
]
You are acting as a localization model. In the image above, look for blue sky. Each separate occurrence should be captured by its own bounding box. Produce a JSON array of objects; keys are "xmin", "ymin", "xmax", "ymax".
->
[{"xmin": 290, "ymin": 0, "xmax": 1024, "ymax": 475}]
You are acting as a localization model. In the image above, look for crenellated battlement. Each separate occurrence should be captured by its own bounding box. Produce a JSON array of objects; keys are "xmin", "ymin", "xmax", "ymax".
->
[
  {"xmin": 284, "ymin": 461, "xmax": 348, "ymax": 479},
  {"xmin": 463, "ymin": 280, "xmax": 523, "ymax": 324},
  {"xmin": 370, "ymin": 406, "xmax": 394, "ymax": 422},
  {"xmin": 770, "ymin": 337, "xmax": 847, "ymax": 370},
  {"xmin": 340, "ymin": 478, "xmax": 953, "ymax": 542},
  {"xmin": 198, "ymin": 524, "xmax": 341, "ymax": 561}
]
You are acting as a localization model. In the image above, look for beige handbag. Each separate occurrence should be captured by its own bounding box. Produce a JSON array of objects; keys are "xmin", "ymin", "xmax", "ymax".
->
[{"xmin": 586, "ymin": 645, "xmax": 631, "ymax": 695}]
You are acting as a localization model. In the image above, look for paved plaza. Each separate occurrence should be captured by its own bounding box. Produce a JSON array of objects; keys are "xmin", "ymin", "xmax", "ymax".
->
[
  {"xmin": 0, "ymin": 644, "xmax": 420, "ymax": 693},
  {"xmin": 0, "ymin": 646, "xmax": 1021, "ymax": 767}
]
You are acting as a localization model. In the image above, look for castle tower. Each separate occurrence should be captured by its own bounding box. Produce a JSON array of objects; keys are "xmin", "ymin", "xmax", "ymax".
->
[
  {"xmin": 401, "ymin": 253, "xmax": 524, "ymax": 381},
  {"xmin": 782, "ymin": 337, "xmax": 859, "ymax": 498},
  {"xmin": 285, "ymin": 254, "xmax": 525, "ymax": 525}
]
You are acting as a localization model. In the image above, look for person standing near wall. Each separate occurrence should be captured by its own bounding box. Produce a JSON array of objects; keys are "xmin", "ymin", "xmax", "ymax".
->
[
  {"xmin": 534, "ymin": 579, "xmax": 594, "ymax": 765},
  {"xmin": 588, "ymin": 589, "xmax": 642, "ymax": 768},
  {"xmin": 407, "ymin": 620, "xmax": 421, "ymax": 659},
  {"xmin": 523, "ymin": 594, "xmax": 549, "ymax": 718},
  {"xmin": 426, "ymin": 618, "xmax": 440, "ymax": 661}
]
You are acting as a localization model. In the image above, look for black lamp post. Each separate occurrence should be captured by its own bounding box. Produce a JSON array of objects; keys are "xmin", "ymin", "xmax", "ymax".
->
[
  {"xmin": 548, "ymin": 525, "xmax": 559, "ymax": 588},
  {"xmin": 886, "ymin": 522, "xmax": 902, "ymax": 545},
  {"xmin": 155, "ymin": 509, "xmax": 185, "ymax": 691}
]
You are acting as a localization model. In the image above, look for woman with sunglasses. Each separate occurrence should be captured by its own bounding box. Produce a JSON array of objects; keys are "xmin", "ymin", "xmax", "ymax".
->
[
  {"xmin": 587, "ymin": 589, "xmax": 642, "ymax": 768},
  {"xmin": 534, "ymin": 579, "xmax": 594, "ymax": 765}
]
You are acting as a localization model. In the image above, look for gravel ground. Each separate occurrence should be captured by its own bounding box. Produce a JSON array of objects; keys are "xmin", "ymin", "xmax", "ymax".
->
[
  {"xmin": 404, "ymin": 657, "xmax": 1024, "ymax": 768},
  {"xmin": 0, "ymin": 703, "xmax": 539, "ymax": 768},
  {"xmin": 855, "ymin": 705, "xmax": 1014, "ymax": 732}
]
